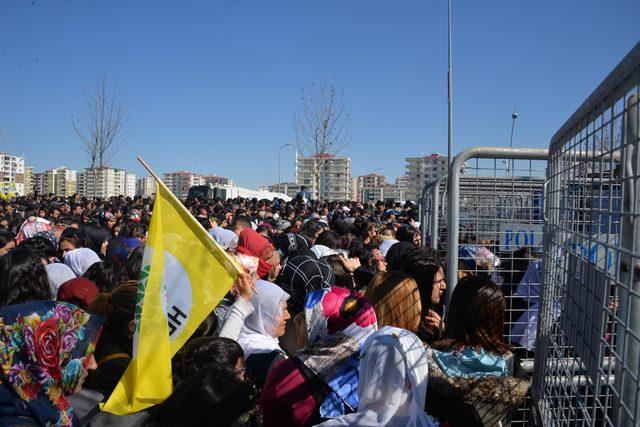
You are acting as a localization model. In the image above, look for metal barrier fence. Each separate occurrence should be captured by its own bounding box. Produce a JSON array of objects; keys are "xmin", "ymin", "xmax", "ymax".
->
[
  {"xmin": 533, "ymin": 42, "xmax": 640, "ymax": 426},
  {"xmin": 421, "ymin": 147, "xmax": 547, "ymax": 424},
  {"xmin": 419, "ymin": 175, "xmax": 447, "ymax": 251}
]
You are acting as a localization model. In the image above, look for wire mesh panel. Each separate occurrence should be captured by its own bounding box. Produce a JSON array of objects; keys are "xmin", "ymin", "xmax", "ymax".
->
[
  {"xmin": 443, "ymin": 147, "xmax": 548, "ymax": 425},
  {"xmin": 534, "ymin": 42, "xmax": 640, "ymax": 426}
]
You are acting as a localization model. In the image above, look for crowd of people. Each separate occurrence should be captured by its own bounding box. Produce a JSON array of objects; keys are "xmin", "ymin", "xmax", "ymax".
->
[{"xmin": 0, "ymin": 191, "xmax": 534, "ymax": 426}]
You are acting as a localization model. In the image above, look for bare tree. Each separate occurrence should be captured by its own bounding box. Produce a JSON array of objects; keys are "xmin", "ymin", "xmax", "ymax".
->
[
  {"xmin": 294, "ymin": 79, "xmax": 351, "ymax": 199},
  {"xmin": 73, "ymin": 76, "xmax": 130, "ymax": 169}
]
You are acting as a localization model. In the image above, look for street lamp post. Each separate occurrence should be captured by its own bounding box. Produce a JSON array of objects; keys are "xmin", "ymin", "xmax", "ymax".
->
[
  {"xmin": 509, "ymin": 110, "xmax": 518, "ymax": 149},
  {"xmin": 509, "ymin": 110, "xmax": 518, "ymax": 175},
  {"xmin": 278, "ymin": 142, "xmax": 293, "ymax": 187}
]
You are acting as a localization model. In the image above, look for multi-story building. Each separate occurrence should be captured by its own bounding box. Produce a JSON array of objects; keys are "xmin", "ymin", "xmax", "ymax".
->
[
  {"xmin": 395, "ymin": 175, "xmax": 410, "ymax": 193},
  {"xmin": 361, "ymin": 186, "xmax": 406, "ymax": 203},
  {"xmin": 355, "ymin": 173, "xmax": 388, "ymax": 202},
  {"xmin": 266, "ymin": 182, "xmax": 303, "ymax": 199},
  {"xmin": 125, "ymin": 173, "xmax": 136, "ymax": 198},
  {"xmin": 0, "ymin": 153, "xmax": 25, "ymax": 196},
  {"xmin": 390, "ymin": 181, "xmax": 407, "ymax": 202},
  {"xmin": 295, "ymin": 153, "xmax": 352, "ymax": 200},
  {"xmin": 34, "ymin": 172, "xmax": 44, "ymax": 195},
  {"xmin": 163, "ymin": 171, "xmax": 234, "ymax": 199},
  {"xmin": 40, "ymin": 167, "xmax": 77, "ymax": 197},
  {"xmin": 203, "ymin": 174, "xmax": 233, "ymax": 187},
  {"xmin": 136, "ymin": 176, "xmax": 156, "ymax": 198},
  {"xmin": 77, "ymin": 167, "xmax": 136, "ymax": 198},
  {"xmin": 404, "ymin": 153, "xmax": 448, "ymax": 201},
  {"xmin": 24, "ymin": 166, "xmax": 34, "ymax": 195},
  {"xmin": 163, "ymin": 171, "xmax": 205, "ymax": 199}
]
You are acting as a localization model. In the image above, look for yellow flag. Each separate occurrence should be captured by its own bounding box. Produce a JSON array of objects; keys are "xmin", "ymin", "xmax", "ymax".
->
[{"xmin": 102, "ymin": 180, "xmax": 242, "ymax": 415}]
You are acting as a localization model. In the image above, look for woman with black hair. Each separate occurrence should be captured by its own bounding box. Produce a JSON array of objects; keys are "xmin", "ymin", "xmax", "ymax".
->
[
  {"xmin": 425, "ymin": 275, "xmax": 529, "ymax": 426},
  {"xmin": 401, "ymin": 249, "xmax": 447, "ymax": 344},
  {"xmin": 0, "ymin": 230, "xmax": 15, "ymax": 256},
  {"xmin": 314, "ymin": 230, "xmax": 341, "ymax": 248},
  {"xmin": 82, "ymin": 260, "xmax": 127, "ymax": 292},
  {"xmin": 396, "ymin": 225, "xmax": 422, "ymax": 247},
  {"xmin": 59, "ymin": 227, "xmax": 86, "ymax": 258},
  {"xmin": 84, "ymin": 281, "xmax": 138, "ymax": 399},
  {"xmin": 0, "ymin": 246, "xmax": 51, "ymax": 307},
  {"xmin": 125, "ymin": 244, "xmax": 145, "ymax": 281},
  {"xmin": 347, "ymin": 238, "xmax": 374, "ymax": 270},
  {"xmin": 360, "ymin": 221, "xmax": 377, "ymax": 246},
  {"xmin": 79, "ymin": 225, "xmax": 110, "ymax": 257},
  {"xmin": 18, "ymin": 235, "xmax": 57, "ymax": 263},
  {"xmin": 145, "ymin": 370, "xmax": 257, "ymax": 427},
  {"xmin": 179, "ymin": 337, "xmax": 245, "ymax": 381}
]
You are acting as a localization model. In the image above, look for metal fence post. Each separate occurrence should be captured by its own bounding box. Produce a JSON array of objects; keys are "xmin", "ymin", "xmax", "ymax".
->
[
  {"xmin": 419, "ymin": 182, "xmax": 430, "ymax": 247},
  {"xmin": 430, "ymin": 175, "xmax": 448, "ymax": 251},
  {"xmin": 615, "ymin": 92, "xmax": 640, "ymax": 427}
]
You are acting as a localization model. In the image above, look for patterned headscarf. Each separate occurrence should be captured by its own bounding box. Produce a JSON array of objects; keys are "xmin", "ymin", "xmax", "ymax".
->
[
  {"xmin": 458, "ymin": 246, "xmax": 501, "ymax": 273},
  {"xmin": 16, "ymin": 217, "xmax": 54, "ymax": 244},
  {"xmin": 233, "ymin": 253, "xmax": 260, "ymax": 281},
  {"xmin": 0, "ymin": 301, "xmax": 103, "ymax": 426},
  {"xmin": 98, "ymin": 210, "xmax": 116, "ymax": 229},
  {"xmin": 34, "ymin": 231, "xmax": 59, "ymax": 250},
  {"xmin": 273, "ymin": 233, "xmax": 309, "ymax": 260},
  {"xmin": 296, "ymin": 287, "xmax": 378, "ymax": 418},
  {"xmin": 276, "ymin": 255, "xmax": 335, "ymax": 315}
]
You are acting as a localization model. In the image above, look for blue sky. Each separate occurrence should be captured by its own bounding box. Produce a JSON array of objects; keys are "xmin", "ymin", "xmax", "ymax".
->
[{"xmin": 1, "ymin": 0, "xmax": 639, "ymax": 188}]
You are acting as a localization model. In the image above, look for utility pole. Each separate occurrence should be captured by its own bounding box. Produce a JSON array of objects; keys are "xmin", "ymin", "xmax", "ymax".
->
[{"xmin": 447, "ymin": 0, "xmax": 453, "ymax": 168}]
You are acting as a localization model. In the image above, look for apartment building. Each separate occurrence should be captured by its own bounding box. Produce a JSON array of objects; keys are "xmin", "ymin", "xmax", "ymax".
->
[
  {"xmin": 163, "ymin": 171, "xmax": 205, "ymax": 199},
  {"xmin": 0, "ymin": 153, "xmax": 25, "ymax": 196},
  {"xmin": 136, "ymin": 176, "xmax": 156, "ymax": 198},
  {"xmin": 266, "ymin": 182, "xmax": 303, "ymax": 199},
  {"xmin": 404, "ymin": 153, "xmax": 448, "ymax": 201},
  {"xmin": 77, "ymin": 167, "xmax": 136, "ymax": 198},
  {"xmin": 295, "ymin": 154, "xmax": 352, "ymax": 200},
  {"xmin": 24, "ymin": 166, "xmax": 34, "ymax": 195},
  {"xmin": 40, "ymin": 167, "xmax": 77, "ymax": 197}
]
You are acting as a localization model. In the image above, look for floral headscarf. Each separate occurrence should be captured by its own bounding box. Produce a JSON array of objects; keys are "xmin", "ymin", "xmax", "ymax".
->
[
  {"xmin": 296, "ymin": 287, "xmax": 377, "ymax": 418},
  {"xmin": 0, "ymin": 301, "xmax": 103, "ymax": 426}
]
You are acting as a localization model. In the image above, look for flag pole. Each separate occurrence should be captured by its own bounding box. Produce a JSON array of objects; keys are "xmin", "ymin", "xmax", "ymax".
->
[
  {"xmin": 137, "ymin": 156, "xmax": 167, "ymax": 191},
  {"xmin": 136, "ymin": 156, "xmax": 243, "ymax": 274}
]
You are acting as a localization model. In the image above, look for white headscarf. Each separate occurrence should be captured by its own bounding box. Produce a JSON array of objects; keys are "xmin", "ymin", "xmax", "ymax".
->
[
  {"xmin": 209, "ymin": 227, "xmax": 238, "ymax": 251},
  {"xmin": 379, "ymin": 239, "xmax": 399, "ymax": 257},
  {"xmin": 310, "ymin": 244, "xmax": 343, "ymax": 259},
  {"xmin": 45, "ymin": 263, "xmax": 76, "ymax": 298},
  {"xmin": 320, "ymin": 326, "xmax": 437, "ymax": 427},
  {"xmin": 237, "ymin": 279, "xmax": 290, "ymax": 358},
  {"xmin": 64, "ymin": 248, "xmax": 101, "ymax": 277}
]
